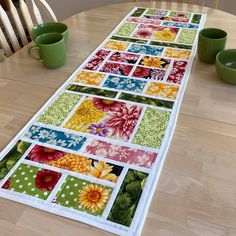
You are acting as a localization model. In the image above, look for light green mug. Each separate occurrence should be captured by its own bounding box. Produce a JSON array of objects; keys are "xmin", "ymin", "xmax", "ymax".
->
[{"xmin": 28, "ymin": 33, "xmax": 66, "ymax": 69}]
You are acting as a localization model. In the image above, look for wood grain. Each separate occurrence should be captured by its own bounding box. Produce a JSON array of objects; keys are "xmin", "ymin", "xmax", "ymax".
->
[{"xmin": 0, "ymin": 2, "xmax": 236, "ymax": 236}]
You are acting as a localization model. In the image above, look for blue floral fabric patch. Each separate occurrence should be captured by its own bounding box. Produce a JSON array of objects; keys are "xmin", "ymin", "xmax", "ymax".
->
[
  {"xmin": 23, "ymin": 125, "xmax": 87, "ymax": 150},
  {"xmin": 102, "ymin": 75, "xmax": 147, "ymax": 92},
  {"xmin": 161, "ymin": 22, "xmax": 199, "ymax": 29},
  {"xmin": 128, "ymin": 44, "xmax": 164, "ymax": 56}
]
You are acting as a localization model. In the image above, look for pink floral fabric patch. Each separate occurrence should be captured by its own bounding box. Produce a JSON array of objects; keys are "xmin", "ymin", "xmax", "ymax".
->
[
  {"xmin": 167, "ymin": 60, "xmax": 188, "ymax": 84},
  {"xmin": 100, "ymin": 62, "xmax": 133, "ymax": 76},
  {"xmin": 109, "ymin": 52, "xmax": 140, "ymax": 64},
  {"xmin": 85, "ymin": 140, "xmax": 157, "ymax": 168},
  {"xmin": 84, "ymin": 49, "xmax": 110, "ymax": 70}
]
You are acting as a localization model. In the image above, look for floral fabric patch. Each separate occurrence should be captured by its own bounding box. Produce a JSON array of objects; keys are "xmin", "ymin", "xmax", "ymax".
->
[
  {"xmin": 2, "ymin": 164, "xmax": 61, "ymax": 200},
  {"xmin": 168, "ymin": 11, "xmax": 191, "ymax": 19},
  {"xmin": 164, "ymin": 48, "xmax": 191, "ymax": 60},
  {"xmin": 132, "ymin": 108, "xmax": 171, "ymax": 148},
  {"xmin": 84, "ymin": 50, "xmax": 110, "ymax": 71},
  {"xmin": 128, "ymin": 44, "xmax": 164, "ymax": 56},
  {"xmin": 37, "ymin": 93, "xmax": 81, "ymax": 126},
  {"xmin": 102, "ymin": 75, "xmax": 146, "ymax": 93},
  {"xmin": 108, "ymin": 52, "xmax": 140, "ymax": 64},
  {"xmin": 103, "ymin": 40, "xmax": 129, "ymax": 51},
  {"xmin": 66, "ymin": 84, "xmax": 117, "ymax": 98},
  {"xmin": 116, "ymin": 23, "xmax": 138, "ymax": 37},
  {"xmin": 108, "ymin": 169, "xmax": 148, "ymax": 226},
  {"xmin": 119, "ymin": 93, "xmax": 174, "ymax": 109},
  {"xmin": 146, "ymin": 82, "xmax": 179, "ymax": 100},
  {"xmin": 132, "ymin": 66, "xmax": 166, "ymax": 80},
  {"xmin": 24, "ymin": 125, "xmax": 87, "ymax": 151},
  {"xmin": 149, "ymin": 41, "xmax": 192, "ymax": 50},
  {"xmin": 167, "ymin": 60, "xmax": 188, "ymax": 84},
  {"xmin": 55, "ymin": 176, "xmax": 112, "ymax": 216},
  {"xmin": 161, "ymin": 21, "xmax": 199, "ymax": 29},
  {"xmin": 131, "ymin": 8, "xmax": 146, "ymax": 17},
  {"xmin": 63, "ymin": 97, "xmax": 143, "ymax": 141},
  {"xmin": 26, "ymin": 145, "xmax": 122, "ymax": 183},
  {"xmin": 144, "ymin": 15, "xmax": 189, "ymax": 23},
  {"xmin": 177, "ymin": 29, "xmax": 197, "ymax": 44},
  {"xmin": 0, "ymin": 141, "xmax": 30, "ymax": 180},
  {"xmin": 146, "ymin": 9, "xmax": 168, "ymax": 16},
  {"xmin": 74, "ymin": 71, "xmax": 105, "ymax": 86},
  {"xmin": 139, "ymin": 56, "xmax": 171, "ymax": 69},
  {"xmin": 111, "ymin": 36, "xmax": 148, "ymax": 44},
  {"xmin": 126, "ymin": 17, "xmax": 161, "ymax": 25},
  {"xmin": 100, "ymin": 62, "xmax": 133, "ymax": 76},
  {"xmin": 85, "ymin": 140, "xmax": 157, "ymax": 168},
  {"xmin": 192, "ymin": 14, "xmax": 202, "ymax": 24}
]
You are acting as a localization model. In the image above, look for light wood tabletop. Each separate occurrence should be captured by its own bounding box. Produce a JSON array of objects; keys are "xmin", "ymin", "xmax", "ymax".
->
[{"xmin": 0, "ymin": 2, "xmax": 236, "ymax": 236}]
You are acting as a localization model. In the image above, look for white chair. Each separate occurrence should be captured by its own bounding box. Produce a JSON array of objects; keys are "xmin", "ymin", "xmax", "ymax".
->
[{"xmin": 0, "ymin": 0, "xmax": 57, "ymax": 58}]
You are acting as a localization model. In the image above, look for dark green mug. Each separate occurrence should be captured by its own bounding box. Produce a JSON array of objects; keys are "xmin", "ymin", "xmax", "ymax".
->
[
  {"xmin": 198, "ymin": 28, "xmax": 227, "ymax": 64},
  {"xmin": 31, "ymin": 22, "xmax": 68, "ymax": 43},
  {"xmin": 28, "ymin": 33, "xmax": 66, "ymax": 69}
]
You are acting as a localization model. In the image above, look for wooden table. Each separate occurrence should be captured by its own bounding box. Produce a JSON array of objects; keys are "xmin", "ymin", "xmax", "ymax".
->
[{"xmin": 0, "ymin": 2, "xmax": 236, "ymax": 235}]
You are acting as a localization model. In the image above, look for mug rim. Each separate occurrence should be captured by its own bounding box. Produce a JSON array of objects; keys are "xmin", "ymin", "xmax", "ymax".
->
[
  {"xmin": 216, "ymin": 49, "xmax": 236, "ymax": 72},
  {"xmin": 35, "ymin": 33, "xmax": 64, "ymax": 46},
  {"xmin": 200, "ymin": 28, "xmax": 227, "ymax": 40},
  {"xmin": 32, "ymin": 22, "xmax": 68, "ymax": 31}
]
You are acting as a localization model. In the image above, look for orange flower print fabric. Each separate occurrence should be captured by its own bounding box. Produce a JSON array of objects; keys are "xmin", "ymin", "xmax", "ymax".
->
[
  {"xmin": 146, "ymin": 82, "xmax": 179, "ymax": 100},
  {"xmin": 74, "ymin": 70, "xmax": 105, "ymax": 86},
  {"xmin": 103, "ymin": 40, "xmax": 129, "ymax": 51},
  {"xmin": 164, "ymin": 48, "xmax": 191, "ymax": 60}
]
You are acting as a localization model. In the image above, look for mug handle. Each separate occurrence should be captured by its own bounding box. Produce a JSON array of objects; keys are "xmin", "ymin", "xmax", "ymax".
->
[{"xmin": 28, "ymin": 46, "xmax": 42, "ymax": 62}]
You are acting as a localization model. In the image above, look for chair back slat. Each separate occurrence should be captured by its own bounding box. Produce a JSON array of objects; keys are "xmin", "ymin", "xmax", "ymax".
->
[
  {"xmin": 38, "ymin": 0, "xmax": 58, "ymax": 22},
  {"xmin": 7, "ymin": 0, "xmax": 29, "ymax": 46},
  {"xmin": 19, "ymin": 0, "xmax": 34, "ymax": 37},
  {"xmin": 31, "ymin": 0, "xmax": 43, "ymax": 24},
  {"xmin": 0, "ymin": 27, "xmax": 13, "ymax": 57},
  {"xmin": 0, "ymin": 5, "xmax": 21, "ymax": 51}
]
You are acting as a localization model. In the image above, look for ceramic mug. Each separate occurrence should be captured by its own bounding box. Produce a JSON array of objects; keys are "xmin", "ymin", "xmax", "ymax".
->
[
  {"xmin": 28, "ymin": 33, "xmax": 66, "ymax": 69},
  {"xmin": 31, "ymin": 22, "xmax": 69, "ymax": 43},
  {"xmin": 198, "ymin": 28, "xmax": 227, "ymax": 64}
]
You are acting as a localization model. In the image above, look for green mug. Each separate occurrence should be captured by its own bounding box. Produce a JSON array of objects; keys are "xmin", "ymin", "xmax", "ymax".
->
[
  {"xmin": 31, "ymin": 22, "xmax": 69, "ymax": 43},
  {"xmin": 198, "ymin": 28, "xmax": 227, "ymax": 64},
  {"xmin": 28, "ymin": 33, "xmax": 66, "ymax": 69}
]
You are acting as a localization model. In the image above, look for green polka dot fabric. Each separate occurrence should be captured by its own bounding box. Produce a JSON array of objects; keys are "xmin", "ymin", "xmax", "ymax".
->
[
  {"xmin": 5, "ymin": 164, "xmax": 61, "ymax": 200},
  {"xmin": 55, "ymin": 176, "xmax": 112, "ymax": 216},
  {"xmin": 132, "ymin": 108, "xmax": 171, "ymax": 149}
]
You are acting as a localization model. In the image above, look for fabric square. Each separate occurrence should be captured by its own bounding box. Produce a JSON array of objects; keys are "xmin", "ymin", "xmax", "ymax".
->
[
  {"xmin": 0, "ymin": 140, "xmax": 31, "ymax": 180},
  {"xmin": 74, "ymin": 71, "xmax": 105, "ymax": 86},
  {"xmin": 146, "ymin": 9, "xmax": 168, "ymax": 16},
  {"xmin": 103, "ymin": 40, "xmax": 129, "ymax": 51},
  {"xmin": 108, "ymin": 52, "xmax": 140, "ymax": 64},
  {"xmin": 108, "ymin": 169, "xmax": 148, "ymax": 226},
  {"xmin": 132, "ymin": 66, "xmax": 166, "ymax": 80},
  {"xmin": 26, "ymin": 145, "xmax": 123, "ymax": 183},
  {"xmin": 130, "ymin": 8, "xmax": 146, "ymax": 17},
  {"xmin": 139, "ymin": 56, "xmax": 170, "ymax": 69},
  {"xmin": 144, "ymin": 15, "xmax": 189, "ymax": 22},
  {"xmin": 116, "ymin": 23, "xmax": 137, "ymax": 37},
  {"xmin": 167, "ymin": 60, "xmax": 188, "ymax": 84},
  {"xmin": 132, "ymin": 108, "xmax": 171, "ymax": 148},
  {"xmin": 85, "ymin": 140, "xmax": 157, "ymax": 168},
  {"xmin": 164, "ymin": 48, "xmax": 191, "ymax": 60},
  {"xmin": 126, "ymin": 17, "xmax": 161, "ymax": 25},
  {"xmin": 161, "ymin": 21, "xmax": 199, "ymax": 29},
  {"xmin": 37, "ymin": 92, "xmax": 81, "ymax": 126},
  {"xmin": 2, "ymin": 164, "xmax": 61, "ymax": 200},
  {"xmin": 128, "ymin": 44, "xmax": 164, "ymax": 56},
  {"xmin": 177, "ymin": 29, "xmax": 197, "ymax": 44},
  {"xmin": 24, "ymin": 125, "xmax": 87, "ymax": 151},
  {"xmin": 146, "ymin": 82, "xmax": 179, "ymax": 100},
  {"xmin": 100, "ymin": 62, "xmax": 133, "ymax": 76},
  {"xmin": 102, "ymin": 75, "xmax": 147, "ymax": 93},
  {"xmin": 55, "ymin": 176, "xmax": 112, "ymax": 216},
  {"xmin": 63, "ymin": 97, "xmax": 143, "ymax": 141},
  {"xmin": 83, "ymin": 50, "xmax": 110, "ymax": 71},
  {"xmin": 168, "ymin": 11, "xmax": 191, "ymax": 19}
]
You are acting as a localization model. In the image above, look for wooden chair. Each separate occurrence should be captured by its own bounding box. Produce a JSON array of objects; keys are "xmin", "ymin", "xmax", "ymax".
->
[
  {"xmin": 0, "ymin": 0, "xmax": 57, "ymax": 58},
  {"xmin": 133, "ymin": 0, "xmax": 220, "ymax": 9}
]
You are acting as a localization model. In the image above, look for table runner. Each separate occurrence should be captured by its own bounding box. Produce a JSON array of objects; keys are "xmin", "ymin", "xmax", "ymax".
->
[{"xmin": 0, "ymin": 7, "xmax": 206, "ymax": 236}]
